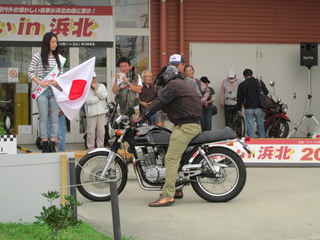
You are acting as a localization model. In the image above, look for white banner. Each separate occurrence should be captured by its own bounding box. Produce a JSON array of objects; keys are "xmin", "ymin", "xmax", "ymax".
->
[
  {"xmin": 0, "ymin": 5, "xmax": 113, "ymax": 47},
  {"xmin": 242, "ymin": 139, "xmax": 320, "ymax": 166}
]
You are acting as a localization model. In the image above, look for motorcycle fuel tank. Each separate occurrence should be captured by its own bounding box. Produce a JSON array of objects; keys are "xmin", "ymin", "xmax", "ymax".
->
[{"xmin": 133, "ymin": 126, "xmax": 171, "ymax": 145}]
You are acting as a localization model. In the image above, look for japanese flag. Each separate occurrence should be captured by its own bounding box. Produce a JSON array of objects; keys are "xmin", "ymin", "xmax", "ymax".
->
[{"xmin": 51, "ymin": 57, "xmax": 96, "ymax": 120}]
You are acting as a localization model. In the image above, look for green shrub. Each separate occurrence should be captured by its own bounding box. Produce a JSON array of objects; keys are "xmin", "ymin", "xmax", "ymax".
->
[{"xmin": 35, "ymin": 191, "xmax": 82, "ymax": 239}]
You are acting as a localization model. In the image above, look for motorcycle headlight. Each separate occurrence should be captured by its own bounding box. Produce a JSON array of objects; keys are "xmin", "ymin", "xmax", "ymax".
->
[{"xmin": 282, "ymin": 104, "xmax": 288, "ymax": 113}]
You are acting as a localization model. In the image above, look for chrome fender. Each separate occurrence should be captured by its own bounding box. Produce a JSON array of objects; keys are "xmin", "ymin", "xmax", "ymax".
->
[{"xmin": 87, "ymin": 147, "xmax": 128, "ymax": 167}]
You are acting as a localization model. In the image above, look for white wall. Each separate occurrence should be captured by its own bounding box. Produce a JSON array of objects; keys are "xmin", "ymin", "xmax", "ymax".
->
[
  {"xmin": 0, "ymin": 152, "xmax": 74, "ymax": 223},
  {"xmin": 190, "ymin": 43, "xmax": 320, "ymax": 137}
]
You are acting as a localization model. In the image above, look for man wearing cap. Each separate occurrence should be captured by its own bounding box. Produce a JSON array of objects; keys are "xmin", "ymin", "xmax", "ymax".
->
[
  {"xmin": 200, "ymin": 76, "xmax": 215, "ymax": 131},
  {"xmin": 168, "ymin": 54, "xmax": 201, "ymax": 97},
  {"xmin": 85, "ymin": 72, "xmax": 108, "ymax": 151},
  {"xmin": 220, "ymin": 70, "xmax": 242, "ymax": 126}
]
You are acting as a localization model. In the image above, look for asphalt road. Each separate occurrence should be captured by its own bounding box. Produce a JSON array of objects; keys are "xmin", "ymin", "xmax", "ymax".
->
[{"xmin": 77, "ymin": 166, "xmax": 320, "ymax": 240}]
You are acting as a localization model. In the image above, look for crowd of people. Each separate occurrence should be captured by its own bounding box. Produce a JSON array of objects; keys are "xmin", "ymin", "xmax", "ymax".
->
[{"xmin": 29, "ymin": 32, "xmax": 266, "ymax": 207}]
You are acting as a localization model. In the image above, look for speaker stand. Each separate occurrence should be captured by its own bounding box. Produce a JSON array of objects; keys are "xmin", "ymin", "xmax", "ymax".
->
[{"xmin": 287, "ymin": 66, "xmax": 320, "ymax": 138}]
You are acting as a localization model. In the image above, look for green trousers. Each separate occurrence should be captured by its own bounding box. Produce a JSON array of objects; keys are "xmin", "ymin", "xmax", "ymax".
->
[{"xmin": 162, "ymin": 123, "xmax": 201, "ymax": 198}]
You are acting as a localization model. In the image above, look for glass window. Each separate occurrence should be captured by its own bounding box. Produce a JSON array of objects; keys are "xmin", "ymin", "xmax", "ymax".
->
[
  {"xmin": 115, "ymin": 0, "xmax": 149, "ymax": 28},
  {"xmin": 116, "ymin": 35, "xmax": 149, "ymax": 74},
  {"xmin": 0, "ymin": 47, "xmax": 31, "ymax": 134}
]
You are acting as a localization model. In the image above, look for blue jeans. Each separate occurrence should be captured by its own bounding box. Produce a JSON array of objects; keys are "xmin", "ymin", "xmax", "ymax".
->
[
  {"xmin": 201, "ymin": 108, "xmax": 213, "ymax": 131},
  {"xmin": 245, "ymin": 108, "xmax": 265, "ymax": 138},
  {"xmin": 37, "ymin": 88, "xmax": 59, "ymax": 139},
  {"xmin": 148, "ymin": 114, "xmax": 156, "ymax": 125},
  {"xmin": 58, "ymin": 113, "xmax": 66, "ymax": 151}
]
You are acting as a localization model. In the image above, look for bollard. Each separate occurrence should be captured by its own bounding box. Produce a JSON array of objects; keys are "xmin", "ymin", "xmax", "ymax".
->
[
  {"xmin": 68, "ymin": 157, "xmax": 78, "ymax": 220},
  {"xmin": 109, "ymin": 174, "xmax": 122, "ymax": 240}
]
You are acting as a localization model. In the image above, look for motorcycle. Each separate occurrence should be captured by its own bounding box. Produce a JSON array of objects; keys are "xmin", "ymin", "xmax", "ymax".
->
[
  {"xmin": 264, "ymin": 81, "xmax": 290, "ymax": 138},
  {"xmin": 76, "ymin": 106, "xmax": 252, "ymax": 203}
]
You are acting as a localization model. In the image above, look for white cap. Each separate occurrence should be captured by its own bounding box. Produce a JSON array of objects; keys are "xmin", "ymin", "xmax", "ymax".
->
[
  {"xmin": 93, "ymin": 72, "xmax": 96, "ymax": 77},
  {"xmin": 227, "ymin": 70, "xmax": 235, "ymax": 78},
  {"xmin": 169, "ymin": 54, "xmax": 186, "ymax": 64}
]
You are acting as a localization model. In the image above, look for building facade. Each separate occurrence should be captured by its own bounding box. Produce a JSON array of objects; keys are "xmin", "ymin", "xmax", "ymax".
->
[{"xmin": 0, "ymin": 0, "xmax": 319, "ymax": 144}]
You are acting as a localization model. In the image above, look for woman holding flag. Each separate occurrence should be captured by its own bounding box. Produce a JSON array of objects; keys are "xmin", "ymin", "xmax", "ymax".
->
[{"xmin": 28, "ymin": 32, "xmax": 67, "ymax": 153}]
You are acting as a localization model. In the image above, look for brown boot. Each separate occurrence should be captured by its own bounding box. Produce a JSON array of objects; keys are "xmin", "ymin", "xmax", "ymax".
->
[
  {"xmin": 42, "ymin": 141, "xmax": 49, "ymax": 153},
  {"xmin": 49, "ymin": 141, "xmax": 56, "ymax": 153},
  {"xmin": 148, "ymin": 194, "xmax": 175, "ymax": 207}
]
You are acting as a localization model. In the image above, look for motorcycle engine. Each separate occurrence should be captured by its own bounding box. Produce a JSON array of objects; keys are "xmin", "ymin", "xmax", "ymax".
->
[{"xmin": 136, "ymin": 146, "xmax": 166, "ymax": 182}]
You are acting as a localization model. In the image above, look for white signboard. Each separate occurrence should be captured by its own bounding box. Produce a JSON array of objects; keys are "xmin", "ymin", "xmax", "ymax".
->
[
  {"xmin": 8, "ymin": 68, "xmax": 18, "ymax": 82},
  {"xmin": 0, "ymin": 5, "xmax": 113, "ymax": 47},
  {"xmin": 0, "ymin": 135, "xmax": 17, "ymax": 154},
  {"xmin": 242, "ymin": 139, "xmax": 320, "ymax": 166}
]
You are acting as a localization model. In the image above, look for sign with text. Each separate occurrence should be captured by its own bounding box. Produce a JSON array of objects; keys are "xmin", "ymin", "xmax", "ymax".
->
[
  {"xmin": 0, "ymin": 5, "xmax": 113, "ymax": 47},
  {"xmin": 242, "ymin": 139, "xmax": 320, "ymax": 166},
  {"xmin": 0, "ymin": 135, "xmax": 17, "ymax": 155}
]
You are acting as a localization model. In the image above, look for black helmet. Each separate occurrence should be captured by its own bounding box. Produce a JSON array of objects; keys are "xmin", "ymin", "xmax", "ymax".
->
[
  {"xmin": 163, "ymin": 65, "xmax": 182, "ymax": 83},
  {"xmin": 155, "ymin": 65, "xmax": 182, "ymax": 87}
]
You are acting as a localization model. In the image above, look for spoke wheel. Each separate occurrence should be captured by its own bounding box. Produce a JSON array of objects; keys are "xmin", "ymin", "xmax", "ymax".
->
[
  {"xmin": 234, "ymin": 115, "xmax": 246, "ymax": 138},
  {"xmin": 76, "ymin": 151, "xmax": 128, "ymax": 201},
  {"xmin": 265, "ymin": 118, "xmax": 289, "ymax": 138},
  {"xmin": 191, "ymin": 147, "xmax": 246, "ymax": 202}
]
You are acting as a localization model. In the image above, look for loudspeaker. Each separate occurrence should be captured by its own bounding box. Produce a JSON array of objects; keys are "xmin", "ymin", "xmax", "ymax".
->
[{"xmin": 300, "ymin": 42, "xmax": 318, "ymax": 67}]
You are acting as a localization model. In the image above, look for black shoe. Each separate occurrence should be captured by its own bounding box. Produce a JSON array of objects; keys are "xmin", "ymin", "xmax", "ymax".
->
[
  {"xmin": 42, "ymin": 141, "xmax": 49, "ymax": 153},
  {"xmin": 49, "ymin": 141, "xmax": 56, "ymax": 153},
  {"xmin": 174, "ymin": 191, "xmax": 184, "ymax": 199}
]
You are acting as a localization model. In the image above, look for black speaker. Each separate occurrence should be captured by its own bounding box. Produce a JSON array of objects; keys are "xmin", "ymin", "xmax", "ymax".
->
[{"xmin": 300, "ymin": 42, "xmax": 318, "ymax": 67}]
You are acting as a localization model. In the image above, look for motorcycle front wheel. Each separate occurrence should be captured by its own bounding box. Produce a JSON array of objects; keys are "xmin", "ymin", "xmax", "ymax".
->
[
  {"xmin": 234, "ymin": 115, "xmax": 246, "ymax": 138},
  {"xmin": 265, "ymin": 118, "xmax": 289, "ymax": 138},
  {"xmin": 76, "ymin": 151, "xmax": 128, "ymax": 201},
  {"xmin": 190, "ymin": 147, "xmax": 246, "ymax": 202}
]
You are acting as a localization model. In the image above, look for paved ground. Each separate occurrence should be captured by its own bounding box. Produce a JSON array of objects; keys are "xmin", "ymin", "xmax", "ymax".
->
[
  {"xmin": 77, "ymin": 167, "xmax": 320, "ymax": 240},
  {"xmin": 18, "ymin": 144, "xmax": 320, "ymax": 240}
]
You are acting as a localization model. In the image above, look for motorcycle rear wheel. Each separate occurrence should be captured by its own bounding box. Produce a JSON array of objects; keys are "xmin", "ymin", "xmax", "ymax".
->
[
  {"xmin": 76, "ymin": 151, "xmax": 128, "ymax": 201},
  {"xmin": 36, "ymin": 137, "xmax": 43, "ymax": 150},
  {"xmin": 190, "ymin": 147, "xmax": 246, "ymax": 202},
  {"xmin": 265, "ymin": 118, "xmax": 289, "ymax": 138}
]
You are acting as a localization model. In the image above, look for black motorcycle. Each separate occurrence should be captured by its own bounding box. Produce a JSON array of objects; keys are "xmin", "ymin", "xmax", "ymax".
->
[{"xmin": 76, "ymin": 106, "xmax": 252, "ymax": 203}]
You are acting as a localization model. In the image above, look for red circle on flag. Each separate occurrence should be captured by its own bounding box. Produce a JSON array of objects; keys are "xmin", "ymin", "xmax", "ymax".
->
[{"xmin": 68, "ymin": 79, "xmax": 87, "ymax": 100}]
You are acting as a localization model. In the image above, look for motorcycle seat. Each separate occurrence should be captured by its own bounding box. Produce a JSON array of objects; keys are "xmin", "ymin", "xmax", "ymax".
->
[{"xmin": 189, "ymin": 127, "xmax": 237, "ymax": 145}]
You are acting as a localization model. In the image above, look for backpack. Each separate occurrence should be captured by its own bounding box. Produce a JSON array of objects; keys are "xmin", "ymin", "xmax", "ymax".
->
[
  {"xmin": 115, "ymin": 67, "xmax": 141, "ymax": 115},
  {"xmin": 259, "ymin": 80, "xmax": 274, "ymax": 110}
]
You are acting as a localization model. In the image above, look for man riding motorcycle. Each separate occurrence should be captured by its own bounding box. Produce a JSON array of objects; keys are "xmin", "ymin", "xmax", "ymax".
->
[{"xmin": 133, "ymin": 65, "xmax": 202, "ymax": 207}]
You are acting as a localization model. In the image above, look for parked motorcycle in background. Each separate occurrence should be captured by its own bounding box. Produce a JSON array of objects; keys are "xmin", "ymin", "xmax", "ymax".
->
[{"xmin": 264, "ymin": 81, "xmax": 290, "ymax": 138}]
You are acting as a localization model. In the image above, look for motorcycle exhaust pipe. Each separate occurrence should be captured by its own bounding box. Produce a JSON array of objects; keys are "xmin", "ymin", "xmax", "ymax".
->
[{"xmin": 181, "ymin": 164, "xmax": 202, "ymax": 171}]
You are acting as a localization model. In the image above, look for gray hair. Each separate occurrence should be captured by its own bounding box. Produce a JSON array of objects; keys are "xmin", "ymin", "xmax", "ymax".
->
[{"xmin": 141, "ymin": 70, "xmax": 152, "ymax": 78}]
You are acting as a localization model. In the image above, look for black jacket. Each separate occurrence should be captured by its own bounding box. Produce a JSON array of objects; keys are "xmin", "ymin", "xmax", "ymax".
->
[
  {"xmin": 141, "ymin": 78, "xmax": 201, "ymax": 126},
  {"xmin": 237, "ymin": 77, "xmax": 268, "ymax": 110}
]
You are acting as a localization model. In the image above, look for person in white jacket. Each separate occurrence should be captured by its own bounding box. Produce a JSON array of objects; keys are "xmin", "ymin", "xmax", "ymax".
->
[{"xmin": 85, "ymin": 72, "xmax": 108, "ymax": 151}]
